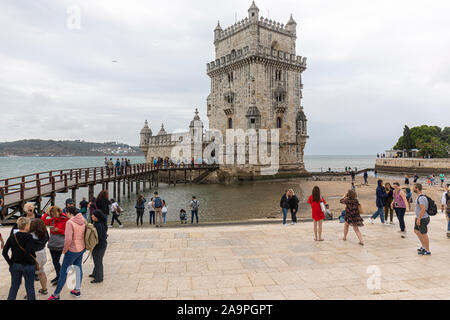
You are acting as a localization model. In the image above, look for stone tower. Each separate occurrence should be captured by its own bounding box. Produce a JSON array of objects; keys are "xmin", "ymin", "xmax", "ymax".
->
[{"xmin": 206, "ymin": 2, "xmax": 309, "ymax": 177}]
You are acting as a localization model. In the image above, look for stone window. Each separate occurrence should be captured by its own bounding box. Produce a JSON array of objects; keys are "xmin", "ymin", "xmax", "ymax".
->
[
  {"xmin": 228, "ymin": 72, "xmax": 233, "ymax": 83},
  {"xmin": 246, "ymin": 106, "xmax": 261, "ymax": 129},
  {"xmin": 275, "ymin": 93, "xmax": 285, "ymax": 102},
  {"xmin": 276, "ymin": 117, "xmax": 282, "ymax": 129},
  {"xmin": 275, "ymin": 70, "xmax": 282, "ymax": 81},
  {"xmin": 228, "ymin": 118, "xmax": 233, "ymax": 129}
]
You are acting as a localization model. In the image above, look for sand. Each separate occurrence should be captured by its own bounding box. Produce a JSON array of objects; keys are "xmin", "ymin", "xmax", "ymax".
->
[{"xmin": 291, "ymin": 176, "xmax": 447, "ymax": 219}]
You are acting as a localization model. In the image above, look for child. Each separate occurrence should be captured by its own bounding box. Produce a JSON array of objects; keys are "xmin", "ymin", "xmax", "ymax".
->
[
  {"xmin": 324, "ymin": 204, "xmax": 333, "ymax": 220},
  {"xmin": 179, "ymin": 209, "xmax": 187, "ymax": 224}
]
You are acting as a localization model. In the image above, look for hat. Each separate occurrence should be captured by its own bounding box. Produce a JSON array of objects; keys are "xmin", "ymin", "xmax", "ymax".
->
[{"xmin": 65, "ymin": 198, "xmax": 74, "ymax": 205}]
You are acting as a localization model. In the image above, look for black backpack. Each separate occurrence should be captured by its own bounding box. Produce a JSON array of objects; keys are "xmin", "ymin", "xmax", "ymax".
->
[{"xmin": 418, "ymin": 195, "xmax": 437, "ymax": 216}]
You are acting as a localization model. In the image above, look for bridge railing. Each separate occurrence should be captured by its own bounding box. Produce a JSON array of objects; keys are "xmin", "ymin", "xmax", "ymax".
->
[{"xmin": 0, "ymin": 162, "xmax": 219, "ymax": 204}]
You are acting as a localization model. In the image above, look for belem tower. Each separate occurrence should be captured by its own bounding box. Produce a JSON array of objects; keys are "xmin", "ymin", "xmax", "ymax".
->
[{"xmin": 139, "ymin": 2, "xmax": 309, "ymax": 183}]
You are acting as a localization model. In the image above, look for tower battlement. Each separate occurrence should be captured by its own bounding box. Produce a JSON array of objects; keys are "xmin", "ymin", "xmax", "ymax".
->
[
  {"xmin": 207, "ymin": 44, "xmax": 307, "ymax": 74},
  {"xmin": 215, "ymin": 15, "xmax": 294, "ymax": 43}
]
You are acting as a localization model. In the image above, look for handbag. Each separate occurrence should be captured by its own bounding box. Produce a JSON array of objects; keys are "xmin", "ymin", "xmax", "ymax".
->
[
  {"xmin": 319, "ymin": 198, "xmax": 326, "ymax": 213},
  {"xmin": 14, "ymin": 234, "xmax": 40, "ymax": 271},
  {"xmin": 357, "ymin": 203, "xmax": 363, "ymax": 214},
  {"xmin": 47, "ymin": 233, "xmax": 65, "ymax": 249}
]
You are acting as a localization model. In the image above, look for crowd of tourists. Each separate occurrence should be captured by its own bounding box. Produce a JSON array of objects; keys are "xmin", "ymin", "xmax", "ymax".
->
[
  {"xmin": 283, "ymin": 179, "xmax": 449, "ymax": 253},
  {"xmin": 1, "ymin": 192, "xmax": 110, "ymax": 300}
]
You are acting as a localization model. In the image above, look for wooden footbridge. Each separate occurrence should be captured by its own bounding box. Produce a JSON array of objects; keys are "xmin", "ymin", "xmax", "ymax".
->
[{"xmin": 0, "ymin": 163, "xmax": 219, "ymax": 223}]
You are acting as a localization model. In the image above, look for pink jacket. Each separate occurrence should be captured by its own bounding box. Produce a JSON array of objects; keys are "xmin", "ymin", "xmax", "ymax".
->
[{"xmin": 63, "ymin": 214, "xmax": 86, "ymax": 253}]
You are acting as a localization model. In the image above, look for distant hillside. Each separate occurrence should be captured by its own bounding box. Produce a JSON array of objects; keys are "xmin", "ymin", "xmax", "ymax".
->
[{"xmin": 0, "ymin": 139, "xmax": 144, "ymax": 157}]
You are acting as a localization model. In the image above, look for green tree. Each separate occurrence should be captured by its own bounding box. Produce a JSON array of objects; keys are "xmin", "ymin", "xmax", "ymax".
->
[{"xmin": 393, "ymin": 125, "xmax": 449, "ymax": 158}]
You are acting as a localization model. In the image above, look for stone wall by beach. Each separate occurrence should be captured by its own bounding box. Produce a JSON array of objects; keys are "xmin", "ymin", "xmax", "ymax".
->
[{"xmin": 375, "ymin": 158, "xmax": 450, "ymax": 174}]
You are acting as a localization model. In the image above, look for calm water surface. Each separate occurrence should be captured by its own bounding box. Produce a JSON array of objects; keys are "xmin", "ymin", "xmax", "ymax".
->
[{"xmin": 0, "ymin": 155, "xmax": 376, "ymax": 222}]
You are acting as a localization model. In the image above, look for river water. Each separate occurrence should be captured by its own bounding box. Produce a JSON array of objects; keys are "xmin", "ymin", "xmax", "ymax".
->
[{"xmin": 0, "ymin": 155, "xmax": 376, "ymax": 223}]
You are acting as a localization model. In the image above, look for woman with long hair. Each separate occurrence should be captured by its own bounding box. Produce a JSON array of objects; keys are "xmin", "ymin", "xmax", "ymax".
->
[
  {"xmin": 41, "ymin": 206, "xmax": 68, "ymax": 286},
  {"xmin": 30, "ymin": 219, "xmax": 49, "ymax": 295},
  {"xmin": 307, "ymin": 186, "xmax": 326, "ymax": 241},
  {"xmin": 384, "ymin": 182, "xmax": 394, "ymax": 225},
  {"xmin": 340, "ymin": 190, "xmax": 364, "ymax": 245},
  {"xmin": 95, "ymin": 190, "xmax": 111, "ymax": 225},
  {"xmin": 135, "ymin": 194, "xmax": 146, "ymax": 226},
  {"xmin": 48, "ymin": 206, "xmax": 86, "ymax": 300},
  {"xmin": 90, "ymin": 209, "xmax": 108, "ymax": 283}
]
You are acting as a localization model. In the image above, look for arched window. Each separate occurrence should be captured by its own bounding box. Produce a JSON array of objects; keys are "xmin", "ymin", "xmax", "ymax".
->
[
  {"xmin": 228, "ymin": 118, "xmax": 233, "ymax": 129},
  {"xmin": 276, "ymin": 117, "xmax": 282, "ymax": 129}
]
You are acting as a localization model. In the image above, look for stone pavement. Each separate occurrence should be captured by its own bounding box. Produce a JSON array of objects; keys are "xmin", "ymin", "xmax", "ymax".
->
[{"xmin": 1, "ymin": 213, "xmax": 449, "ymax": 300}]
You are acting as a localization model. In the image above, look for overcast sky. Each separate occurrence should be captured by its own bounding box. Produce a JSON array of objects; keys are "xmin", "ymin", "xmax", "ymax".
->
[{"xmin": 0, "ymin": 0, "xmax": 449, "ymax": 155}]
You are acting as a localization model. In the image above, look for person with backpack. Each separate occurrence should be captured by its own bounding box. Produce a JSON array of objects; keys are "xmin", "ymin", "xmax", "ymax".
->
[
  {"xmin": 48, "ymin": 206, "xmax": 86, "ymax": 300},
  {"xmin": 135, "ymin": 194, "xmax": 146, "ymax": 226},
  {"xmin": 2, "ymin": 217, "xmax": 37, "ymax": 300},
  {"xmin": 152, "ymin": 192, "xmax": 163, "ymax": 227},
  {"xmin": 413, "ymin": 183, "xmax": 434, "ymax": 255},
  {"xmin": 41, "ymin": 206, "xmax": 69, "ymax": 287},
  {"xmin": 307, "ymin": 186, "xmax": 326, "ymax": 241},
  {"xmin": 392, "ymin": 182, "xmax": 408, "ymax": 237},
  {"xmin": 368, "ymin": 180, "xmax": 386, "ymax": 225},
  {"xmin": 148, "ymin": 197, "xmax": 155, "ymax": 225},
  {"xmin": 110, "ymin": 199, "xmax": 123, "ymax": 228},
  {"xmin": 190, "ymin": 196, "xmax": 199, "ymax": 224},
  {"xmin": 90, "ymin": 209, "xmax": 107, "ymax": 283},
  {"xmin": 30, "ymin": 219, "xmax": 49, "ymax": 295}
]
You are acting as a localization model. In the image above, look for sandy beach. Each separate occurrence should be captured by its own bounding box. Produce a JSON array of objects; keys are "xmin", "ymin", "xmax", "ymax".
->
[{"xmin": 290, "ymin": 176, "xmax": 446, "ymax": 220}]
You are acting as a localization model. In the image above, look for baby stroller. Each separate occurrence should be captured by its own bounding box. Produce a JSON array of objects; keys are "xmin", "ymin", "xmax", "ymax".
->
[{"xmin": 179, "ymin": 209, "xmax": 187, "ymax": 224}]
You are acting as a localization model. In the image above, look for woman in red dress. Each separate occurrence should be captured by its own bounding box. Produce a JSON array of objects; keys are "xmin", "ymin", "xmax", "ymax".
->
[{"xmin": 307, "ymin": 186, "xmax": 326, "ymax": 241}]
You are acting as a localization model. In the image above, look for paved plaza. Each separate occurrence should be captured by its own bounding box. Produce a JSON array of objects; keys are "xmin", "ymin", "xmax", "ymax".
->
[{"xmin": 1, "ymin": 213, "xmax": 449, "ymax": 300}]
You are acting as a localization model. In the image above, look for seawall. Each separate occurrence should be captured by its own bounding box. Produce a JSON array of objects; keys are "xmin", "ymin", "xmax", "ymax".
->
[{"xmin": 375, "ymin": 158, "xmax": 450, "ymax": 174}]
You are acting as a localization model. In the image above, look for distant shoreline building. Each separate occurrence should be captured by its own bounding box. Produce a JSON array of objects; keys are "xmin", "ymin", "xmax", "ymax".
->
[{"xmin": 140, "ymin": 2, "xmax": 309, "ymax": 182}]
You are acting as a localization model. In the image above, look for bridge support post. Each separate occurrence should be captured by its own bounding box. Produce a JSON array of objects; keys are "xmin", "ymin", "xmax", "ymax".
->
[
  {"xmin": 113, "ymin": 180, "xmax": 117, "ymax": 199},
  {"xmin": 117, "ymin": 179, "xmax": 121, "ymax": 202},
  {"xmin": 88, "ymin": 184, "xmax": 94, "ymax": 202},
  {"xmin": 136, "ymin": 179, "xmax": 140, "ymax": 195},
  {"xmin": 143, "ymin": 179, "xmax": 146, "ymax": 192},
  {"xmin": 50, "ymin": 192, "xmax": 56, "ymax": 206},
  {"xmin": 71, "ymin": 188, "xmax": 77, "ymax": 204},
  {"xmin": 127, "ymin": 179, "xmax": 131, "ymax": 199}
]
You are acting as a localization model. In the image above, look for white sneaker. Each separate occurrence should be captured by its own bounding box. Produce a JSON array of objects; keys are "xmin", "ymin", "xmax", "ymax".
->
[
  {"xmin": 384, "ymin": 222, "xmax": 390, "ymax": 225},
  {"xmin": 291, "ymin": 222, "xmax": 295, "ymax": 225},
  {"xmin": 119, "ymin": 225, "xmax": 124, "ymax": 228},
  {"xmin": 109, "ymin": 225, "xmax": 113, "ymax": 228},
  {"xmin": 368, "ymin": 218, "xmax": 374, "ymax": 224}
]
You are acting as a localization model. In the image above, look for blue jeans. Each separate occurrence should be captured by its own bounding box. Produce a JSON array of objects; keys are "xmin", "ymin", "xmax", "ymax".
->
[
  {"xmin": 282, "ymin": 208, "xmax": 289, "ymax": 224},
  {"xmin": 54, "ymin": 249, "xmax": 86, "ymax": 296},
  {"xmin": 447, "ymin": 212, "xmax": 450, "ymax": 231},
  {"xmin": 149, "ymin": 211, "xmax": 155, "ymax": 224},
  {"xmin": 191, "ymin": 210, "xmax": 198, "ymax": 224},
  {"xmin": 8, "ymin": 263, "xmax": 36, "ymax": 300},
  {"xmin": 372, "ymin": 206, "xmax": 385, "ymax": 223}
]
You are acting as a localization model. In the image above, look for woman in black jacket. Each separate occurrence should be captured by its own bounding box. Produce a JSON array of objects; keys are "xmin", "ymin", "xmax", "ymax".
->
[
  {"xmin": 95, "ymin": 190, "xmax": 111, "ymax": 225},
  {"xmin": 279, "ymin": 191, "xmax": 291, "ymax": 225},
  {"xmin": 2, "ymin": 217, "xmax": 37, "ymax": 300},
  {"xmin": 90, "ymin": 210, "xmax": 108, "ymax": 283},
  {"xmin": 288, "ymin": 189, "xmax": 299, "ymax": 225}
]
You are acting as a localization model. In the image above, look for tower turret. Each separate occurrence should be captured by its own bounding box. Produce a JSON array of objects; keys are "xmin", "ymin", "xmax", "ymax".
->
[
  {"xmin": 286, "ymin": 14, "xmax": 297, "ymax": 36},
  {"xmin": 139, "ymin": 120, "xmax": 152, "ymax": 148},
  {"xmin": 248, "ymin": 1, "xmax": 259, "ymax": 23},
  {"xmin": 214, "ymin": 21, "xmax": 222, "ymax": 42}
]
